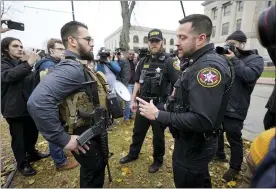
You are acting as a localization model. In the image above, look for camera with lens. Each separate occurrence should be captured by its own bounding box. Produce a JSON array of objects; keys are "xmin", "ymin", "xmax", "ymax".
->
[
  {"xmin": 215, "ymin": 44, "xmax": 236, "ymax": 55},
  {"xmin": 138, "ymin": 47, "xmax": 149, "ymax": 59},
  {"xmin": 97, "ymin": 47, "xmax": 110, "ymax": 63}
]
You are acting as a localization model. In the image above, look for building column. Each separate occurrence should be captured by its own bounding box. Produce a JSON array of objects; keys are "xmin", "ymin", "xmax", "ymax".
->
[
  {"xmin": 240, "ymin": 1, "xmax": 256, "ymax": 37},
  {"xmin": 229, "ymin": 1, "xmax": 237, "ymax": 33},
  {"xmin": 215, "ymin": 5, "xmax": 223, "ymax": 40}
]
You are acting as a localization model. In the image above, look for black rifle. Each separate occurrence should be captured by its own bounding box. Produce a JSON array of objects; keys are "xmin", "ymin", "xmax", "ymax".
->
[{"xmin": 76, "ymin": 80, "xmax": 113, "ymax": 182}]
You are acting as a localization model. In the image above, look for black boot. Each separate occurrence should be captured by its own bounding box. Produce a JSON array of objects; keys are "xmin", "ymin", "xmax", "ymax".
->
[
  {"xmin": 17, "ymin": 161, "xmax": 36, "ymax": 176},
  {"xmin": 26, "ymin": 149, "xmax": 50, "ymax": 162},
  {"xmin": 119, "ymin": 155, "xmax": 138, "ymax": 164},
  {"xmin": 148, "ymin": 160, "xmax": 163, "ymax": 173}
]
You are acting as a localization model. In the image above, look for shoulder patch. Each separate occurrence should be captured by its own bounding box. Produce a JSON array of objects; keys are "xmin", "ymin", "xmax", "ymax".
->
[
  {"xmin": 143, "ymin": 64, "xmax": 149, "ymax": 68},
  {"xmin": 197, "ymin": 67, "xmax": 221, "ymax": 88},
  {"xmin": 173, "ymin": 59, "xmax": 180, "ymax": 71}
]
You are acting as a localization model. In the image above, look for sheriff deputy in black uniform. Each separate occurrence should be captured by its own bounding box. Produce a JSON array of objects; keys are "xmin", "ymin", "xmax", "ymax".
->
[
  {"xmin": 136, "ymin": 14, "xmax": 233, "ymax": 187},
  {"xmin": 119, "ymin": 29, "xmax": 180, "ymax": 173}
]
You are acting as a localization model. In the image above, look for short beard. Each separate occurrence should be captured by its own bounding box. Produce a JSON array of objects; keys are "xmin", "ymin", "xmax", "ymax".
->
[
  {"xmin": 78, "ymin": 42, "xmax": 94, "ymax": 61},
  {"xmin": 150, "ymin": 44, "xmax": 163, "ymax": 55}
]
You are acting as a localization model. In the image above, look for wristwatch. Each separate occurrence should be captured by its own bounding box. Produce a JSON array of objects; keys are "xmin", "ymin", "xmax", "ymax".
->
[{"xmin": 154, "ymin": 110, "xmax": 160, "ymax": 120}]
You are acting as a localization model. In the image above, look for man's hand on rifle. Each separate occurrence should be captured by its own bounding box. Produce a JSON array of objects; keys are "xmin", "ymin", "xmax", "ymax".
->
[{"xmin": 64, "ymin": 135, "xmax": 90, "ymax": 154}]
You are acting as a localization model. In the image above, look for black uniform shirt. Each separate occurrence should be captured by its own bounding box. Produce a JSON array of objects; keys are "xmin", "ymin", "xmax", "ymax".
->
[
  {"xmin": 157, "ymin": 44, "xmax": 231, "ymax": 133},
  {"xmin": 134, "ymin": 53, "xmax": 180, "ymax": 102}
]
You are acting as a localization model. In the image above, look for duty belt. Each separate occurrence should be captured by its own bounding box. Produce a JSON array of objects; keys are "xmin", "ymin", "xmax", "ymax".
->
[
  {"xmin": 178, "ymin": 128, "xmax": 222, "ymax": 140},
  {"xmin": 140, "ymin": 96, "xmax": 160, "ymax": 104}
]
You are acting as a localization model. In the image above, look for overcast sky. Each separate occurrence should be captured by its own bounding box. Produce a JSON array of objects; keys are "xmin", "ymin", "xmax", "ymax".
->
[{"xmin": 1, "ymin": 1, "xmax": 204, "ymax": 53}]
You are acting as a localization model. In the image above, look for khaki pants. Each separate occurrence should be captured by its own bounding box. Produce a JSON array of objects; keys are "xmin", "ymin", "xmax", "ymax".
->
[{"xmin": 240, "ymin": 153, "xmax": 256, "ymax": 188}]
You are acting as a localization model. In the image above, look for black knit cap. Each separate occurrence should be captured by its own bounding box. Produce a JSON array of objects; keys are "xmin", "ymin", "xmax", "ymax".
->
[{"xmin": 226, "ymin": 30, "xmax": 247, "ymax": 43}]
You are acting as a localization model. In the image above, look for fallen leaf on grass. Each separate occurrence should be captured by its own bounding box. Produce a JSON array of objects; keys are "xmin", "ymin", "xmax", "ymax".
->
[
  {"xmin": 60, "ymin": 180, "xmax": 68, "ymax": 187},
  {"xmin": 121, "ymin": 167, "xmax": 129, "ymax": 173},
  {"xmin": 28, "ymin": 179, "xmax": 35, "ymax": 185},
  {"xmin": 156, "ymin": 182, "xmax": 163, "ymax": 188},
  {"xmin": 122, "ymin": 172, "xmax": 126, "ymax": 176},
  {"xmin": 229, "ymin": 181, "xmax": 237, "ymax": 187},
  {"xmin": 124, "ymin": 137, "xmax": 131, "ymax": 142},
  {"xmin": 117, "ymin": 178, "xmax": 123, "ymax": 183},
  {"xmin": 4, "ymin": 164, "xmax": 15, "ymax": 172},
  {"xmin": 1, "ymin": 176, "xmax": 6, "ymax": 183}
]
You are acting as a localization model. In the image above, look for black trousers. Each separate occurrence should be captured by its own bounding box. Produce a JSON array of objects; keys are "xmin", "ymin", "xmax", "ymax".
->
[
  {"xmin": 72, "ymin": 127, "xmax": 106, "ymax": 188},
  {"xmin": 129, "ymin": 111, "xmax": 165, "ymax": 162},
  {"xmin": 216, "ymin": 116, "xmax": 244, "ymax": 171},
  {"xmin": 5, "ymin": 116, "xmax": 39, "ymax": 166},
  {"xmin": 263, "ymin": 109, "xmax": 276, "ymax": 130},
  {"xmin": 173, "ymin": 164, "xmax": 212, "ymax": 188}
]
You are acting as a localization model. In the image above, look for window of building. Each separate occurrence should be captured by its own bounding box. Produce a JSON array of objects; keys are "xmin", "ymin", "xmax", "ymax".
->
[
  {"xmin": 221, "ymin": 22, "xmax": 229, "ymax": 36},
  {"xmin": 143, "ymin": 36, "xmax": 148, "ymax": 44},
  {"xmin": 212, "ymin": 8, "xmax": 217, "ymax": 20},
  {"xmin": 133, "ymin": 35, "xmax": 139, "ymax": 43},
  {"xmin": 170, "ymin": 48, "xmax": 174, "ymax": 53},
  {"xmin": 163, "ymin": 38, "xmax": 166, "ymax": 45},
  {"xmin": 133, "ymin": 47, "xmax": 139, "ymax": 53},
  {"xmin": 236, "ymin": 19, "xmax": 242, "ymax": 30},
  {"xmin": 237, "ymin": 1, "xmax": 244, "ymax": 11},
  {"xmin": 212, "ymin": 26, "xmax": 216, "ymax": 38},
  {"xmin": 223, "ymin": 2, "xmax": 231, "ymax": 16},
  {"xmin": 170, "ymin": 38, "xmax": 174, "ymax": 45}
]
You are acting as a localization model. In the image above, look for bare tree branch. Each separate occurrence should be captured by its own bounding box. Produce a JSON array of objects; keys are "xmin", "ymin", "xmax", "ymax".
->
[
  {"xmin": 128, "ymin": 1, "xmax": 136, "ymax": 17},
  {"xmin": 1, "ymin": 1, "xmax": 15, "ymax": 18}
]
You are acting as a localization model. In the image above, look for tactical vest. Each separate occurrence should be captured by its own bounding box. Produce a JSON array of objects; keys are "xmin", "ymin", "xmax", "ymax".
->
[
  {"xmin": 59, "ymin": 66, "xmax": 109, "ymax": 134},
  {"xmin": 139, "ymin": 54, "xmax": 168, "ymax": 102},
  {"xmin": 39, "ymin": 58, "xmax": 109, "ymax": 134}
]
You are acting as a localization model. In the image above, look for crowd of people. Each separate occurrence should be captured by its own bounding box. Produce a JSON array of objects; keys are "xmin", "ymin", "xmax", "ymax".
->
[{"xmin": 1, "ymin": 4, "xmax": 275, "ymax": 188}]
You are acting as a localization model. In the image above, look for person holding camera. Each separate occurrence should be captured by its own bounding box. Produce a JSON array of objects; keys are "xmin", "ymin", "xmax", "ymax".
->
[
  {"xmin": 215, "ymin": 30, "xmax": 264, "ymax": 182},
  {"xmin": 96, "ymin": 48, "xmax": 121, "ymax": 91},
  {"xmin": 119, "ymin": 29, "xmax": 180, "ymax": 173},
  {"xmin": 1, "ymin": 37, "xmax": 49, "ymax": 176}
]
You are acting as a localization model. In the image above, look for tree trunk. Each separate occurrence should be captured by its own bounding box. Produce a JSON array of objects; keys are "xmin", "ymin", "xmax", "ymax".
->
[{"xmin": 119, "ymin": 1, "xmax": 135, "ymax": 51}]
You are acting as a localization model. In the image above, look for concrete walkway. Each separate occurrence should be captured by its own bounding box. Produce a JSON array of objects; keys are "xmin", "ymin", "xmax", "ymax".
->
[{"xmin": 256, "ymin": 77, "xmax": 275, "ymax": 85}]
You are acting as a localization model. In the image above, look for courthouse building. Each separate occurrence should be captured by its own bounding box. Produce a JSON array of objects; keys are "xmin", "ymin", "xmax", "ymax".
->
[
  {"xmin": 104, "ymin": 25, "xmax": 177, "ymax": 53},
  {"xmin": 202, "ymin": 0, "xmax": 275, "ymax": 62}
]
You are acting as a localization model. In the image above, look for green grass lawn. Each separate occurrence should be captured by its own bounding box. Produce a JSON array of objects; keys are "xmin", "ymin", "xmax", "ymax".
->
[{"xmin": 261, "ymin": 71, "xmax": 276, "ymax": 78}]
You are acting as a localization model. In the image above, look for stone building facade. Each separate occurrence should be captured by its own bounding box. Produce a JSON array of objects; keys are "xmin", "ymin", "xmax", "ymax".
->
[
  {"xmin": 104, "ymin": 25, "xmax": 177, "ymax": 53},
  {"xmin": 202, "ymin": 0, "xmax": 276, "ymax": 62}
]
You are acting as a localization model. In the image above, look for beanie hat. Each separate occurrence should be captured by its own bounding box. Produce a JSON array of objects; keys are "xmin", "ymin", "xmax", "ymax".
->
[
  {"xmin": 226, "ymin": 30, "xmax": 247, "ymax": 43},
  {"xmin": 250, "ymin": 128, "xmax": 276, "ymax": 166}
]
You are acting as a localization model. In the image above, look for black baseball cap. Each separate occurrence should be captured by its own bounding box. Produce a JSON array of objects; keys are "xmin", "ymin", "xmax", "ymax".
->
[{"xmin": 148, "ymin": 29, "xmax": 163, "ymax": 41}]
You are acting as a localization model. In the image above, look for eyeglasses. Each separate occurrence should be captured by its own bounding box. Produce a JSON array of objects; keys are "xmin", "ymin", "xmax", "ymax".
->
[{"xmin": 72, "ymin": 36, "xmax": 94, "ymax": 46}]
